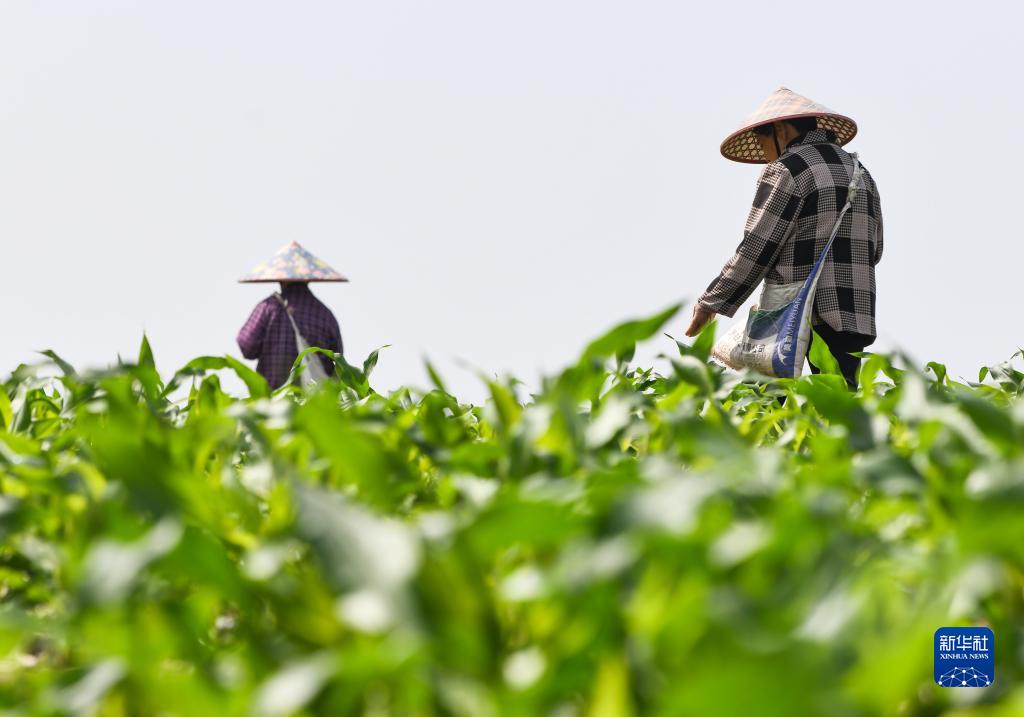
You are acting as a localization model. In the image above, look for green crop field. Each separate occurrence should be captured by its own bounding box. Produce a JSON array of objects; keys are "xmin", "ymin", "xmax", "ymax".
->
[{"xmin": 0, "ymin": 304, "xmax": 1021, "ymax": 716}]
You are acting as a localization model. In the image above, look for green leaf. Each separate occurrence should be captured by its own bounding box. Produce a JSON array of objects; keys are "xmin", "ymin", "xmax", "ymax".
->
[
  {"xmin": 692, "ymin": 318, "xmax": 717, "ymax": 359},
  {"xmin": 224, "ymin": 356, "xmax": 270, "ymax": 399},
  {"xmin": 425, "ymin": 360, "xmax": 448, "ymax": 394},
  {"xmin": 54, "ymin": 660, "xmax": 126, "ymax": 714},
  {"xmin": 253, "ymin": 653, "xmax": 339, "ymax": 717},
  {"xmin": 132, "ymin": 334, "xmax": 164, "ymax": 401},
  {"xmin": 0, "ymin": 389, "xmax": 11, "ymax": 431},
  {"xmin": 667, "ymin": 316, "xmax": 717, "ymax": 362},
  {"xmin": 173, "ymin": 356, "xmax": 269, "ymax": 399},
  {"xmin": 581, "ymin": 304, "xmax": 681, "ymax": 363},
  {"xmin": 331, "ymin": 352, "xmax": 371, "ymax": 397},
  {"xmin": 808, "ymin": 329, "xmax": 842, "ymax": 378},
  {"xmin": 363, "ymin": 345, "xmax": 390, "ymax": 378},
  {"xmin": 138, "ymin": 333, "xmax": 156, "ymax": 370},
  {"xmin": 293, "ymin": 482, "xmax": 420, "ymax": 589},
  {"xmin": 796, "ymin": 376, "xmax": 874, "ymax": 449},
  {"xmin": 925, "ymin": 361, "xmax": 947, "ymax": 385},
  {"xmin": 955, "ymin": 389, "xmax": 1016, "ymax": 451},
  {"xmin": 38, "ymin": 350, "xmax": 76, "ymax": 377},
  {"xmin": 671, "ymin": 356, "xmax": 714, "ymax": 396},
  {"xmin": 80, "ymin": 519, "xmax": 183, "ymax": 604},
  {"xmin": 587, "ymin": 653, "xmax": 636, "ymax": 717}
]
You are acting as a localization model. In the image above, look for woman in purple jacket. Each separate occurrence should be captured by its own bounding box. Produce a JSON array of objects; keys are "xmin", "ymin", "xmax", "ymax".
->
[{"xmin": 237, "ymin": 241, "xmax": 346, "ymax": 389}]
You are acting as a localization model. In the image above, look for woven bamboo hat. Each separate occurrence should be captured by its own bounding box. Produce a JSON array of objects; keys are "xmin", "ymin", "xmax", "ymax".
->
[
  {"xmin": 720, "ymin": 86, "xmax": 858, "ymax": 164},
  {"xmin": 238, "ymin": 241, "xmax": 348, "ymax": 283}
]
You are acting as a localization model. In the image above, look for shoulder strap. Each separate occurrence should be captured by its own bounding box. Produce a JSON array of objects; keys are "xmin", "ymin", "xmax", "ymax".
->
[
  {"xmin": 273, "ymin": 294, "xmax": 307, "ymax": 343},
  {"xmin": 795, "ymin": 154, "xmax": 867, "ymax": 291},
  {"xmin": 827, "ymin": 153, "xmax": 864, "ymax": 243}
]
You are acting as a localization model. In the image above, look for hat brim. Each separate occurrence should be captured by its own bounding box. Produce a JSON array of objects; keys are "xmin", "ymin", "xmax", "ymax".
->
[
  {"xmin": 238, "ymin": 276, "xmax": 349, "ymax": 283},
  {"xmin": 720, "ymin": 112, "xmax": 858, "ymax": 164}
]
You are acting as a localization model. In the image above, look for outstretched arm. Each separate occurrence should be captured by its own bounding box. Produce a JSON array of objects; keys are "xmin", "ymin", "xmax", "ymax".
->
[
  {"xmin": 237, "ymin": 301, "xmax": 270, "ymax": 359},
  {"xmin": 687, "ymin": 162, "xmax": 802, "ymax": 335}
]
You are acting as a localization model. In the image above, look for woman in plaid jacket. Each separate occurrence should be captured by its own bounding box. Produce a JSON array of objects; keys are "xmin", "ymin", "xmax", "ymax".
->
[
  {"xmin": 237, "ymin": 241, "xmax": 347, "ymax": 389},
  {"xmin": 686, "ymin": 87, "xmax": 883, "ymax": 387}
]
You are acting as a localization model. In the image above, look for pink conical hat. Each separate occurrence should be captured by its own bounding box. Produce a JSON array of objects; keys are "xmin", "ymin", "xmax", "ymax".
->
[
  {"xmin": 238, "ymin": 241, "xmax": 348, "ymax": 283},
  {"xmin": 720, "ymin": 87, "xmax": 858, "ymax": 164}
]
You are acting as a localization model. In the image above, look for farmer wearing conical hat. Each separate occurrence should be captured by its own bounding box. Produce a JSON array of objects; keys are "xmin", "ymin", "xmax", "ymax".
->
[
  {"xmin": 236, "ymin": 242, "xmax": 346, "ymax": 389},
  {"xmin": 686, "ymin": 87, "xmax": 883, "ymax": 387}
]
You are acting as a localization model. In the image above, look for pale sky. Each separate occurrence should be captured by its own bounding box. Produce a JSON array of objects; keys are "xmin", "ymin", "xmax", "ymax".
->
[{"xmin": 2, "ymin": 2, "xmax": 1020, "ymax": 398}]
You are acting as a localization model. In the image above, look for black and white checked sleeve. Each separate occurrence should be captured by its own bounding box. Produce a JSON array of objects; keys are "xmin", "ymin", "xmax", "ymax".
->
[
  {"xmin": 697, "ymin": 162, "xmax": 802, "ymax": 317},
  {"xmin": 871, "ymin": 176, "xmax": 883, "ymax": 266}
]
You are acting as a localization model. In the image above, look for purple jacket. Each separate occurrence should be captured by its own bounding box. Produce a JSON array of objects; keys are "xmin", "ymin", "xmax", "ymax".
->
[{"xmin": 237, "ymin": 283, "xmax": 343, "ymax": 389}]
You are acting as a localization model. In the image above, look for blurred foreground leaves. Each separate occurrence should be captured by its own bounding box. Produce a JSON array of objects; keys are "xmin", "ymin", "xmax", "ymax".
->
[{"xmin": 0, "ymin": 308, "xmax": 1022, "ymax": 716}]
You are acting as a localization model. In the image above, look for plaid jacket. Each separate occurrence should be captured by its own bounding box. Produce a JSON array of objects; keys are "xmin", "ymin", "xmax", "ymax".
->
[
  {"xmin": 237, "ymin": 283, "xmax": 343, "ymax": 389},
  {"xmin": 698, "ymin": 129, "xmax": 883, "ymax": 337}
]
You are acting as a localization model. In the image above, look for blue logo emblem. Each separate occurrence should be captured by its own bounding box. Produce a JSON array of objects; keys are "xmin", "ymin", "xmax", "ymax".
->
[{"xmin": 934, "ymin": 627, "xmax": 994, "ymax": 687}]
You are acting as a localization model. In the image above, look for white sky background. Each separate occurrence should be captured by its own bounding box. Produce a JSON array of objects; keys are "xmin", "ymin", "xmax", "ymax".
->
[{"xmin": 1, "ymin": 2, "xmax": 1021, "ymax": 399}]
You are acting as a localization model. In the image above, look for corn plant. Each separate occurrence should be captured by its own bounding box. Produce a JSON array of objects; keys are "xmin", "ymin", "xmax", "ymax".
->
[{"xmin": 0, "ymin": 306, "xmax": 1022, "ymax": 716}]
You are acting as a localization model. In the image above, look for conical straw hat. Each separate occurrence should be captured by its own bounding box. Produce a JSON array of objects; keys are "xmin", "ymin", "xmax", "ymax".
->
[
  {"xmin": 238, "ymin": 241, "xmax": 348, "ymax": 283},
  {"xmin": 720, "ymin": 86, "xmax": 858, "ymax": 164}
]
